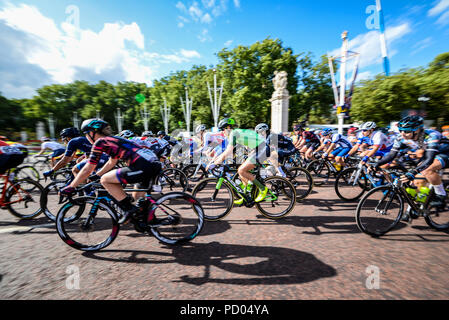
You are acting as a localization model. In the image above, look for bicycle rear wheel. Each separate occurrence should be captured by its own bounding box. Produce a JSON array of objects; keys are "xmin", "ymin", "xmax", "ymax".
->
[
  {"xmin": 15, "ymin": 165, "xmax": 40, "ymax": 183},
  {"xmin": 5, "ymin": 178, "xmax": 43, "ymax": 219},
  {"xmin": 335, "ymin": 167, "xmax": 369, "ymax": 201},
  {"xmin": 191, "ymin": 177, "xmax": 234, "ymax": 221},
  {"xmin": 155, "ymin": 168, "xmax": 189, "ymax": 193},
  {"xmin": 182, "ymin": 164, "xmax": 207, "ymax": 182},
  {"xmin": 356, "ymin": 185, "xmax": 403, "ymax": 237},
  {"xmin": 56, "ymin": 197, "xmax": 119, "ymax": 251},
  {"xmin": 40, "ymin": 180, "xmax": 83, "ymax": 222},
  {"xmin": 286, "ymin": 166, "xmax": 314, "ymax": 201},
  {"xmin": 254, "ymin": 176, "xmax": 296, "ymax": 219},
  {"xmin": 425, "ymin": 185, "xmax": 449, "ymax": 230},
  {"xmin": 150, "ymin": 192, "xmax": 204, "ymax": 245}
]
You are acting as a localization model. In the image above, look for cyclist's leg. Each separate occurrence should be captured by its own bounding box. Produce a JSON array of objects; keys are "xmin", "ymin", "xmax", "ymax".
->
[{"xmin": 421, "ymin": 157, "xmax": 447, "ymax": 200}]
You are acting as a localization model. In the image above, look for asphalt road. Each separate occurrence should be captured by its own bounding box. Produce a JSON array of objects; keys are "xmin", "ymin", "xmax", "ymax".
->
[{"xmin": 1, "ymin": 178, "xmax": 448, "ymax": 300}]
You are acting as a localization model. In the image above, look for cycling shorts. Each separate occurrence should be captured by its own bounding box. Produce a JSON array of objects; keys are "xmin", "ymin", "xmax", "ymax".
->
[
  {"xmin": 331, "ymin": 147, "xmax": 351, "ymax": 158},
  {"xmin": 0, "ymin": 154, "xmax": 26, "ymax": 175},
  {"xmin": 306, "ymin": 142, "xmax": 320, "ymax": 151},
  {"xmin": 115, "ymin": 158, "xmax": 162, "ymax": 189},
  {"xmin": 277, "ymin": 148, "xmax": 297, "ymax": 163}
]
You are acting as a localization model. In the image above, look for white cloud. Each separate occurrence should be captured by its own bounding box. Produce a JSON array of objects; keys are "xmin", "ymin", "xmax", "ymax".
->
[
  {"xmin": 202, "ymin": 0, "xmax": 216, "ymax": 9},
  {"xmin": 329, "ymin": 23, "xmax": 412, "ymax": 74},
  {"xmin": 0, "ymin": 3, "xmax": 202, "ymax": 98},
  {"xmin": 176, "ymin": 1, "xmax": 187, "ymax": 12},
  {"xmin": 234, "ymin": 0, "xmax": 241, "ymax": 8},
  {"xmin": 428, "ymin": 0, "xmax": 449, "ymax": 16},
  {"xmin": 436, "ymin": 10, "xmax": 449, "ymax": 25},
  {"xmin": 224, "ymin": 40, "xmax": 233, "ymax": 47},
  {"xmin": 201, "ymin": 13, "xmax": 212, "ymax": 24},
  {"xmin": 197, "ymin": 28, "xmax": 212, "ymax": 42},
  {"xmin": 189, "ymin": 2, "xmax": 203, "ymax": 21}
]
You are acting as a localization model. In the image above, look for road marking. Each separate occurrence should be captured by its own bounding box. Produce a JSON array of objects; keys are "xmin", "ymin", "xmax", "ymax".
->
[{"xmin": 0, "ymin": 223, "xmax": 54, "ymax": 234}]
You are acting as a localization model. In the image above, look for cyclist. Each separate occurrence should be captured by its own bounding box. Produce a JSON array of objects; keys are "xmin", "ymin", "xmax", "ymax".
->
[
  {"xmin": 34, "ymin": 137, "xmax": 66, "ymax": 166},
  {"xmin": 371, "ymin": 115, "xmax": 449, "ymax": 209},
  {"xmin": 43, "ymin": 127, "xmax": 108, "ymax": 179},
  {"xmin": 158, "ymin": 131, "xmax": 178, "ymax": 147},
  {"xmin": 347, "ymin": 122, "xmax": 392, "ymax": 165},
  {"xmin": 347, "ymin": 127, "xmax": 359, "ymax": 145},
  {"xmin": 0, "ymin": 140, "xmax": 27, "ymax": 175},
  {"xmin": 60, "ymin": 119, "xmax": 164, "ymax": 225},
  {"xmin": 206, "ymin": 118, "xmax": 269, "ymax": 205},
  {"xmin": 293, "ymin": 124, "xmax": 321, "ymax": 161},
  {"xmin": 321, "ymin": 128, "xmax": 353, "ymax": 171},
  {"xmin": 255, "ymin": 123, "xmax": 296, "ymax": 177}
]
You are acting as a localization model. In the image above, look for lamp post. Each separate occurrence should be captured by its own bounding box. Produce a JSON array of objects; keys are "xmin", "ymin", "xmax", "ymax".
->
[
  {"xmin": 48, "ymin": 112, "xmax": 55, "ymax": 139},
  {"xmin": 160, "ymin": 98, "xmax": 171, "ymax": 134},
  {"xmin": 180, "ymin": 87, "xmax": 193, "ymax": 135},
  {"xmin": 207, "ymin": 68, "xmax": 223, "ymax": 129}
]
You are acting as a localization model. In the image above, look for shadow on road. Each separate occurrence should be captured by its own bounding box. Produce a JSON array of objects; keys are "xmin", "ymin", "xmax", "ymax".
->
[
  {"xmin": 82, "ymin": 241, "xmax": 337, "ymax": 286},
  {"xmin": 300, "ymin": 197, "xmax": 359, "ymax": 212}
]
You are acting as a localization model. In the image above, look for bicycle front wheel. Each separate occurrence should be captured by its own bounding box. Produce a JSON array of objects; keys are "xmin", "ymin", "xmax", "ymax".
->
[
  {"xmin": 286, "ymin": 166, "xmax": 314, "ymax": 201},
  {"xmin": 150, "ymin": 192, "xmax": 204, "ymax": 245},
  {"xmin": 191, "ymin": 177, "xmax": 234, "ymax": 221},
  {"xmin": 40, "ymin": 180, "xmax": 83, "ymax": 222},
  {"xmin": 56, "ymin": 197, "xmax": 119, "ymax": 251},
  {"xmin": 306, "ymin": 160, "xmax": 331, "ymax": 186},
  {"xmin": 356, "ymin": 185, "xmax": 403, "ymax": 237},
  {"xmin": 335, "ymin": 167, "xmax": 369, "ymax": 201},
  {"xmin": 254, "ymin": 176, "xmax": 296, "ymax": 219},
  {"xmin": 5, "ymin": 178, "xmax": 43, "ymax": 219},
  {"xmin": 425, "ymin": 185, "xmax": 449, "ymax": 230},
  {"xmin": 155, "ymin": 168, "xmax": 189, "ymax": 193}
]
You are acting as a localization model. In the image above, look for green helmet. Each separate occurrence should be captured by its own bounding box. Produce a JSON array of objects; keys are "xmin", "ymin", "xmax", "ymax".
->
[{"xmin": 218, "ymin": 118, "xmax": 236, "ymax": 130}]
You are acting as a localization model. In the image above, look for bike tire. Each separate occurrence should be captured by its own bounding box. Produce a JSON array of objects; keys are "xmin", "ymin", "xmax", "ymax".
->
[
  {"xmin": 5, "ymin": 178, "xmax": 44, "ymax": 219},
  {"xmin": 334, "ymin": 167, "xmax": 369, "ymax": 201},
  {"xmin": 182, "ymin": 164, "xmax": 207, "ymax": 182},
  {"xmin": 306, "ymin": 160, "xmax": 331, "ymax": 186},
  {"xmin": 40, "ymin": 180, "xmax": 84, "ymax": 222},
  {"xmin": 191, "ymin": 177, "xmax": 234, "ymax": 221},
  {"xmin": 155, "ymin": 168, "xmax": 189, "ymax": 193},
  {"xmin": 286, "ymin": 166, "xmax": 314, "ymax": 201},
  {"xmin": 355, "ymin": 185, "xmax": 404, "ymax": 237},
  {"xmin": 424, "ymin": 186, "xmax": 449, "ymax": 231},
  {"xmin": 149, "ymin": 192, "xmax": 204, "ymax": 245},
  {"xmin": 254, "ymin": 176, "xmax": 296, "ymax": 219},
  {"xmin": 56, "ymin": 197, "xmax": 119, "ymax": 251}
]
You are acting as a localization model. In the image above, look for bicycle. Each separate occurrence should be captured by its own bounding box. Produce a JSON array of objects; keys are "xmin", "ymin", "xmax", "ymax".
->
[
  {"xmin": 355, "ymin": 169, "xmax": 449, "ymax": 237},
  {"xmin": 0, "ymin": 169, "xmax": 43, "ymax": 219},
  {"xmin": 191, "ymin": 164, "xmax": 296, "ymax": 221},
  {"xmin": 306, "ymin": 156, "xmax": 343, "ymax": 186},
  {"xmin": 55, "ymin": 182, "xmax": 205, "ymax": 251}
]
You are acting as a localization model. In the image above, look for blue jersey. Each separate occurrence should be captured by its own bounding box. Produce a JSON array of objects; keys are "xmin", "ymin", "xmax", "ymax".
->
[
  {"xmin": 65, "ymin": 137, "xmax": 93, "ymax": 157},
  {"xmin": 391, "ymin": 129, "xmax": 449, "ymax": 153},
  {"xmin": 331, "ymin": 133, "xmax": 352, "ymax": 149}
]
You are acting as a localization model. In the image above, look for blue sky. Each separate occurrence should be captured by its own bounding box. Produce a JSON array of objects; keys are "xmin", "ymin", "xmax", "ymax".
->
[{"xmin": 1, "ymin": 0, "xmax": 448, "ymax": 99}]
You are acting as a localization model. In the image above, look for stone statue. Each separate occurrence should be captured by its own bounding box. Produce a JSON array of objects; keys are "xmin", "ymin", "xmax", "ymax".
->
[
  {"xmin": 270, "ymin": 71, "xmax": 289, "ymax": 134},
  {"xmin": 273, "ymin": 71, "xmax": 288, "ymax": 93}
]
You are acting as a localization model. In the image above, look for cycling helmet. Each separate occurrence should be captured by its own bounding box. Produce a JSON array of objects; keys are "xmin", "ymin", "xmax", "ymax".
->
[
  {"xmin": 142, "ymin": 131, "xmax": 153, "ymax": 137},
  {"xmin": 397, "ymin": 115, "xmax": 424, "ymax": 132},
  {"xmin": 348, "ymin": 127, "xmax": 358, "ymax": 134},
  {"xmin": 60, "ymin": 127, "xmax": 80, "ymax": 139},
  {"xmin": 293, "ymin": 124, "xmax": 304, "ymax": 131},
  {"xmin": 218, "ymin": 118, "xmax": 236, "ymax": 130},
  {"xmin": 157, "ymin": 131, "xmax": 166, "ymax": 137},
  {"xmin": 81, "ymin": 118, "xmax": 109, "ymax": 133},
  {"xmin": 255, "ymin": 123, "xmax": 270, "ymax": 134},
  {"xmin": 41, "ymin": 136, "xmax": 51, "ymax": 141},
  {"xmin": 118, "ymin": 130, "xmax": 135, "ymax": 139},
  {"xmin": 360, "ymin": 122, "xmax": 377, "ymax": 131},
  {"xmin": 195, "ymin": 124, "xmax": 206, "ymax": 134},
  {"xmin": 322, "ymin": 128, "xmax": 333, "ymax": 136}
]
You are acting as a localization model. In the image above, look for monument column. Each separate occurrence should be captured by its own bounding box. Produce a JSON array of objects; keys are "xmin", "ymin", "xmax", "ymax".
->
[{"xmin": 270, "ymin": 71, "xmax": 290, "ymax": 134}]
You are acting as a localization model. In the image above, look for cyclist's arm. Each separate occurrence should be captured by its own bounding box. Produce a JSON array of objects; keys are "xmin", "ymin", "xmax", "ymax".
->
[
  {"xmin": 415, "ymin": 149, "xmax": 439, "ymax": 173},
  {"xmin": 212, "ymin": 144, "xmax": 234, "ymax": 165},
  {"xmin": 364, "ymin": 145, "xmax": 380, "ymax": 159},
  {"xmin": 373, "ymin": 149, "xmax": 399, "ymax": 168},
  {"xmin": 35, "ymin": 145, "xmax": 49, "ymax": 157},
  {"xmin": 94, "ymin": 157, "xmax": 119, "ymax": 177},
  {"xmin": 52, "ymin": 154, "xmax": 74, "ymax": 172},
  {"xmin": 324, "ymin": 143, "xmax": 336, "ymax": 155},
  {"xmin": 69, "ymin": 162, "xmax": 96, "ymax": 188},
  {"xmin": 347, "ymin": 143, "xmax": 360, "ymax": 156}
]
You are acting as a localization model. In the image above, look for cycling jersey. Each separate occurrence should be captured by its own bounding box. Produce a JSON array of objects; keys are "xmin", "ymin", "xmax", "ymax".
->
[
  {"xmin": 0, "ymin": 141, "xmax": 23, "ymax": 155},
  {"xmin": 299, "ymin": 131, "xmax": 320, "ymax": 144},
  {"xmin": 41, "ymin": 141, "xmax": 65, "ymax": 151},
  {"xmin": 357, "ymin": 131, "xmax": 392, "ymax": 151},
  {"xmin": 203, "ymin": 132, "xmax": 227, "ymax": 151},
  {"xmin": 88, "ymin": 136, "xmax": 158, "ymax": 166},
  {"xmin": 330, "ymin": 133, "xmax": 353, "ymax": 149},
  {"xmin": 0, "ymin": 141, "xmax": 26, "ymax": 174},
  {"xmin": 64, "ymin": 137, "xmax": 94, "ymax": 157},
  {"xmin": 266, "ymin": 133, "xmax": 296, "ymax": 162},
  {"xmin": 229, "ymin": 129, "xmax": 265, "ymax": 150}
]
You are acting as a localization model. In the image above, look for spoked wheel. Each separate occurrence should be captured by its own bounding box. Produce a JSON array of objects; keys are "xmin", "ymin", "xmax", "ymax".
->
[
  {"xmin": 40, "ymin": 180, "xmax": 84, "ymax": 222},
  {"xmin": 335, "ymin": 167, "xmax": 370, "ymax": 201},
  {"xmin": 285, "ymin": 166, "xmax": 314, "ymax": 201},
  {"xmin": 14, "ymin": 165, "xmax": 40, "ymax": 183},
  {"xmin": 5, "ymin": 178, "xmax": 43, "ymax": 219},
  {"xmin": 149, "ymin": 192, "xmax": 204, "ymax": 245},
  {"xmin": 155, "ymin": 168, "xmax": 189, "ymax": 193},
  {"xmin": 56, "ymin": 197, "xmax": 119, "ymax": 251},
  {"xmin": 306, "ymin": 160, "xmax": 331, "ymax": 186},
  {"xmin": 254, "ymin": 176, "xmax": 296, "ymax": 219},
  {"xmin": 191, "ymin": 177, "xmax": 234, "ymax": 221},
  {"xmin": 356, "ymin": 185, "xmax": 403, "ymax": 237}
]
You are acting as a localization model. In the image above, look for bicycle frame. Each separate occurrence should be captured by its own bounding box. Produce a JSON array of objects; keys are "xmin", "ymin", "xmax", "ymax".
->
[{"xmin": 0, "ymin": 171, "xmax": 26, "ymax": 207}]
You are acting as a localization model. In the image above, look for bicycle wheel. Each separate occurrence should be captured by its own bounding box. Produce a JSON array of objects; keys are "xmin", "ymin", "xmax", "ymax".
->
[
  {"xmin": 40, "ymin": 180, "xmax": 83, "ymax": 222},
  {"xmin": 15, "ymin": 165, "xmax": 40, "ymax": 183},
  {"xmin": 56, "ymin": 197, "xmax": 119, "ymax": 251},
  {"xmin": 5, "ymin": 178, "xmax": 43, "ymax": 219},
  {"xmin": 155, "ymin": 168, "xmax": 188, "ymax": 193},
  {"xmin": 424, "ymin": 186, "xmax": 449, "ymax": 230},
  {"xmin": 149, "ymin": 192, "xmax": 204, "ymax": 245},
  {"xmin": 286, "ymin": 166, "xmax": 314, "ymax": 201},
  {"xmin": 182, "ymin": 164, "xmax": 207, "ymax": 182},
  {"xmin": 254, "ymin": 176, "xmax": 296, "ymax": 219},
  {"xmin": 34, "ymin": 160, "xmax": 51, "ymax": 173},
  {"xmin": 335, "ymin": 167, "xmax": 369, "ymax": 201},
  {"xmin": 356, "ymin": 185, "xmax": 403, "ymax": 237},
  {"xmin": 191, "ymin": 177, "xmax": 234, "ymax": 221},
  {"xmin": 306, "ymin": 160, "xmax": 331, "ymax": 186}
]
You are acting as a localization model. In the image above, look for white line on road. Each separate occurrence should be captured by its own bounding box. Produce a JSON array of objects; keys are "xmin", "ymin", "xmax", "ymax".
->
[{"xmin": 0, "ymin": 223, "xmax": 54, "ymax": 234}]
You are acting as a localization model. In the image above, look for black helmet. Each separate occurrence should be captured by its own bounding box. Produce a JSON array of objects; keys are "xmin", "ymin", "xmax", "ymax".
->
[
  {"xmin": 397, "ymin": 115, "xmax": 424, "ymax": 132},
  {"xmin": 293, "ymin": 124, "xmax": 304, "ymax": 131},
  {"xmin": 157, "ymin": 131, "xmax": 166, "ymax": 136},
  {"xmin": 60, "ymin": 127, "xmax": 80, "ymax": 139},
  {"xmin": 81, "ymin": 118, "xmax": 109, "ymax": 133},
  {"xmin": 218, "ymin": 118, "xmax": 236, "ymax": 130}
]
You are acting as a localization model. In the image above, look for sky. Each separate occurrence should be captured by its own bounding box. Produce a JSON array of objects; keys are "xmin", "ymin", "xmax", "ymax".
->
[{"xmin": 0, "ymin": 0, "xmax": 448, "ymax": 99}]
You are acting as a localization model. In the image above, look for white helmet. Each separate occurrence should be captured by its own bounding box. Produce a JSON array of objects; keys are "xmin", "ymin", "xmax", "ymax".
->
[
  {"xmin": 196, "ymin": 124, "xmax": 206, "ymax": 133},
  {"xmin": 118, "ymin": 130, "xmax": 135, "ymax": 139},
  {"xmin": 142, "ymin": 131, "xmax": 153, "ymax": 137},
  {"xmin": 361, "ymin": 122, "xmax": 377, "ymax": 131}
]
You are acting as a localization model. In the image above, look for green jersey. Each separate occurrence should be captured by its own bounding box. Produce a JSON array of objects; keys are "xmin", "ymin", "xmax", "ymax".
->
[{"xmin": 229, "ymin": 129, "xmax": 265, "ymax": 150}]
